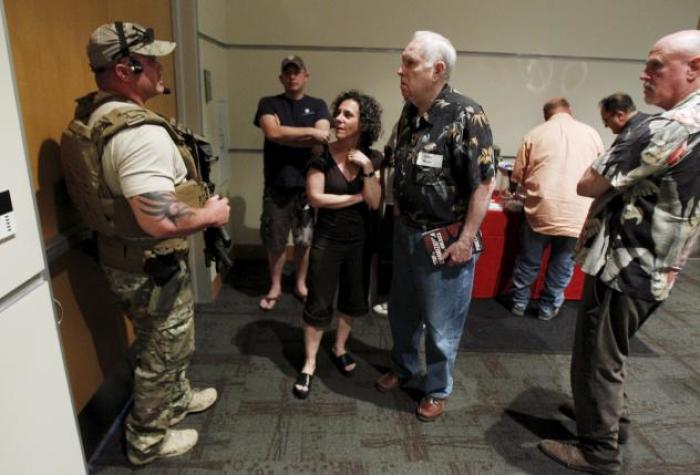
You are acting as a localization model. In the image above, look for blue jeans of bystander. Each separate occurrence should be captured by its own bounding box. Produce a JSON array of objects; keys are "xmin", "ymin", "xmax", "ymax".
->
[
  {"xmin": 388, "ymin": 220, "xmax": 477, "ymax": 399},
  {"xmin": 511, "ymin": 221, "xmax": 577, "ymax": 317}
]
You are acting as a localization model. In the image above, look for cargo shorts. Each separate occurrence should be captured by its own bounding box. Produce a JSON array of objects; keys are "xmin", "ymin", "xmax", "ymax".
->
[{"xmin": 260, "ymin": 186, "xmax": 314, "ymax": 251}]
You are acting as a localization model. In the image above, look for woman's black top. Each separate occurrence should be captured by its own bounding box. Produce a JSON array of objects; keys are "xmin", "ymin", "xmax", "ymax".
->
[{"xmin": 307, "ymin": 148, "xmax": 383, "ymax": 242}]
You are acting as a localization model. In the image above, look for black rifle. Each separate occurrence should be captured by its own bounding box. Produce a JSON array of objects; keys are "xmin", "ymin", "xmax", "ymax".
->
[{"xmin": 184, "ymin": 130, "xmax": 233, "ymax": 271}]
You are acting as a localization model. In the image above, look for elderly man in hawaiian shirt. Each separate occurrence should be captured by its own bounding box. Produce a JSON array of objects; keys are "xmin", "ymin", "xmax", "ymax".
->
[
  {"xmin": 374, "ymin": 30, "xmax": 495, "ymax": 423},
  {"xmin": 539, "ymin": 30, "xmax": 700, "ymax": 475}
]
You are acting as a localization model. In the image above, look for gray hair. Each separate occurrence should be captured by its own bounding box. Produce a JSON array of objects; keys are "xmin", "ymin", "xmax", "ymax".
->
[{"xmin": 411, "ymin": 31, "xmax": 457, "ymax": 80}]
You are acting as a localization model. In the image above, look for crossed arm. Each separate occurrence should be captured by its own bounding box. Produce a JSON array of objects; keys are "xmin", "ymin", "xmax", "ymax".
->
[
  {"xmin": 259, "ymin": 114, "xmax": 331, "ymax": 148},
  {"xmin": 306, "ymin": 150, "xmax": 381, "ymax": 210},
  {"xmin": 306, "ymin": 170, "xmax": 364, "ymax": 209},
  {"xmin": 577, "ymin": 167, "xmax": 611, "ymax": 198}
]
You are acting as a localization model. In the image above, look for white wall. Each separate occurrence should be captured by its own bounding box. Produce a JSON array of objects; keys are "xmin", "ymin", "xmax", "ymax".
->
[
  {"xmin": 1, "ymin": 3, "xmax": 85, "ymax": 471},
  {"xmin": 197, "ymin": 0, "xmax": 699, "ymax": 246},
  {"xmin": 197, "ymin": 0, "xmax": 237, "ymax": 239}
]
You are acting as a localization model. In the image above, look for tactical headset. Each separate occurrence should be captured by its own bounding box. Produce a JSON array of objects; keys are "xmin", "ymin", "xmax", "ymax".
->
[{"xmin": 113, "ymin": 21, "xmax": 155, "ymax": 74}]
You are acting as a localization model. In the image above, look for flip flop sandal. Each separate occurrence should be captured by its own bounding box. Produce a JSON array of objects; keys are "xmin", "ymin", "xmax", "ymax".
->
[
  {"xmin": 332, "ymin": 352, "xmax": 356, "ymax": 376},
  {"xmin": 292, "ymin": 372, "xmax": 313, "ymax": 399},
  {"xmin": 258, "ymin": 295, "xmax": 279, "ymax": 311}
]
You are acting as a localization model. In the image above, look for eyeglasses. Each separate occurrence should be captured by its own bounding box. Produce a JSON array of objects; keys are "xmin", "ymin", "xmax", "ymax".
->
[{"xmin": 601, "ymin": 111, "xmax": 616, "ymax": 127}]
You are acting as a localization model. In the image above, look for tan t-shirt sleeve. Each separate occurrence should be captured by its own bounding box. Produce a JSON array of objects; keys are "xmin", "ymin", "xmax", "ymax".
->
[{"xmin": 103, "ymin": 124, "xmax": 187, "ymax": 198}]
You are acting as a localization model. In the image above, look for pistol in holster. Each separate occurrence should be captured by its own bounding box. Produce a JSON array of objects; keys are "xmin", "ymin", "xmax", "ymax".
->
[{"xmin": 144, "ymin": 253, "xmax": 185, "ymax": 316}]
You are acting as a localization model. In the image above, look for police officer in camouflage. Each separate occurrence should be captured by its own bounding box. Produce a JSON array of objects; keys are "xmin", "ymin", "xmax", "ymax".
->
[{"xmin": 64, "ymin": 22, "xmax": 230, "ymax": 465}]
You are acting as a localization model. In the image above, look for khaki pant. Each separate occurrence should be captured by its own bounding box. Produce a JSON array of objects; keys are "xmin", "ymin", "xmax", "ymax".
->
[
  {"xmin": 103, "ymin": 259, "xmax": 195, "ymax": 458},
  {"xmin": 572, "ymin": 275, "xmax": 661, "ymax": 472}
]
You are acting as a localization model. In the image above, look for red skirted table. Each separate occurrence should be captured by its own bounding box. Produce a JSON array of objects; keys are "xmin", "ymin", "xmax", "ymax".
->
[{"xmin": 473, "ymin": 201, "xmax": 585, "ymax": 299}]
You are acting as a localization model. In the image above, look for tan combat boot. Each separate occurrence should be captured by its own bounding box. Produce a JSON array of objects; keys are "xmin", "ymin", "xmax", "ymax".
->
[
  {"xmin": 171, "ymin": 387, "xmax": 218, "ymax": 425},
  {"xmin": 127, "ymin": 428, "xmax": 198, "ymax": 465}
]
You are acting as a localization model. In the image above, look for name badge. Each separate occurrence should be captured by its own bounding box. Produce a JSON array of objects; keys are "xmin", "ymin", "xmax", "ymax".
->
[{"xmin": 416, "ymin": 151, "xmax": 443, "ymax": 168}]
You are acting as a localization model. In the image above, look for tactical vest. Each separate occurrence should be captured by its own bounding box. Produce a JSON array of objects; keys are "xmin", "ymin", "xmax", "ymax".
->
[{"xmin": 60, "ymin": 91, "xmax": 208, "ymax": 272}]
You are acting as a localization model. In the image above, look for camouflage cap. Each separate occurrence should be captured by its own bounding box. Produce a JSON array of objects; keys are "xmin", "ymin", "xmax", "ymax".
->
[
  {"xmin": 87, "ymin": 21, "xmax": 176, "ymax": 71},
  {"xmin": 280, "ymin": 55, "xmax": 306, "ymax": 72}
]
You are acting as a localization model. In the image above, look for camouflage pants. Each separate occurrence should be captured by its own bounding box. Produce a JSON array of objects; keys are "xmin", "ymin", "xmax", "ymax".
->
[{"xmin": 103, "ymin": 258, "xmax": 195, "ymax": 458}]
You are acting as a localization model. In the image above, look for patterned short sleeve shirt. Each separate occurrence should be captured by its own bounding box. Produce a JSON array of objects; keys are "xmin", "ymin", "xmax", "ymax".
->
[
  {"xmin": 577, "ymin": 91, "xmax": 700, "ymax": 301},
  {"xmin": 393, "ymin": 85, "xmax": 495, "ymax": 229}
]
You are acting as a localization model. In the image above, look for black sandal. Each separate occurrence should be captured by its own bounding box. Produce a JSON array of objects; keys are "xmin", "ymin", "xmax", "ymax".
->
[
  {"xmin": 292, "ymin": 372, "xmax": 313, "ymax": 399},
  {"xmin": 332, "ymin": 352, "xmax": 356, "ymax": 376},
  {"xmin": 292, "ymin": 290, "xmax": 307, "ymax": 304}
]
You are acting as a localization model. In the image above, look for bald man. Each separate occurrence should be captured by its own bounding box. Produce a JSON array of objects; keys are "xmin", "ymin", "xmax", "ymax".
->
[{"xmin": 539, "ymin": 30, "xmax": 700, "ymax": 474}]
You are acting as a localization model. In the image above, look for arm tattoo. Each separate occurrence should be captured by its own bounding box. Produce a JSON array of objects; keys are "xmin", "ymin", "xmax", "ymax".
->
[{"xmin": 138, "ymin": 191, "xmax": 194, "ymax": 226}]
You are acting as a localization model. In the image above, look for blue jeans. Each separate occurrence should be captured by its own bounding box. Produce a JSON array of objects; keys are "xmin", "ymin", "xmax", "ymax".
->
[
  {"xmin": 388, "ymin": 220, "xmax": 476, "ymax": 399},
  {"xmin": 511, "ymin": 221, "xmax": 577, "ymax": 316}
]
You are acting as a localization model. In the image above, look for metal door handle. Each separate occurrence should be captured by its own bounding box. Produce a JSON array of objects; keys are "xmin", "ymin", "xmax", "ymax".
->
[{"xmin": 53, "ymin": 298, "xmax": 64, "ymax": 326}]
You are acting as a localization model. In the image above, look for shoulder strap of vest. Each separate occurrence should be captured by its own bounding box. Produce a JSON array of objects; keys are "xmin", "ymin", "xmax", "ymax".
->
[
  {"xmin": 73, "ymin": 91, "xmax": 134, "ymax": 122},
  {"xmin": 91, "ymin": 106, "xmax": 200, "ymax": 180}
]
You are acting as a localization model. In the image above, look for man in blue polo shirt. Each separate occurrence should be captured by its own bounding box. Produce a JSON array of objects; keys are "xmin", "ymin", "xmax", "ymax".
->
[{"xmin": 254, "ymin": 56, "xmax": 331, "ymax": 311}]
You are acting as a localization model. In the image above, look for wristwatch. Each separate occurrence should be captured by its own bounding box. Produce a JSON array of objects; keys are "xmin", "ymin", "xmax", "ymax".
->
[{"xmin": 362, "ymin": 169, "xmax": 375, "ymax": 178}]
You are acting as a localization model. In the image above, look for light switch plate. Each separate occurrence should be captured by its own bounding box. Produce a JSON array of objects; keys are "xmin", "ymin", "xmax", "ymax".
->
[{"xmin": 0, "ymin": 190, "xmax": 16, "ymax": 241}]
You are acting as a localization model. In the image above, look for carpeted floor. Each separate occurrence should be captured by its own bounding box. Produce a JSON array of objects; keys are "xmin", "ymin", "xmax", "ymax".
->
[
  {"xmin": 89, "ymin": 259, "xmax": 700, "ymax": 474},
  {"xmin": 462, "ymin": 299, "xmax": 655, "ymax": 355}
]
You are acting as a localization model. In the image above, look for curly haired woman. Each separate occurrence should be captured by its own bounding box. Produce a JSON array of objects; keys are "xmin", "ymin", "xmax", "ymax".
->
[{"xmin": 292, "ymin": 90, "xmax": 384, "ymax": 398}]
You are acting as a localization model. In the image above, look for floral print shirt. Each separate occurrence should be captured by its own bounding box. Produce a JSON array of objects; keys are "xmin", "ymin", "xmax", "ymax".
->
[
  {"xmin": 393, "ymin": 85, "xmax": 495, "ymax": 229},
  {"xmin": 577, "ymin": 91, "xmax": 700, "ymax": 301}
]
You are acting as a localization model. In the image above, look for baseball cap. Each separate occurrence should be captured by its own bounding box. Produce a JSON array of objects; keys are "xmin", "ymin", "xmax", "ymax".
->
[
  {"xmin": 87, "ymin": 21, "xmax": 176, "ymax": 71},
  {"xmin": 280, "ymin": 55, "xmax": 306, "ymax": 72}
]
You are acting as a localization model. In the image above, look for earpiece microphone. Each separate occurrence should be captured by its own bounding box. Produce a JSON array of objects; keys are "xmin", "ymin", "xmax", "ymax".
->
[
  {"xmin": 114, "ymin": 22, "xmax": 143, "ymax": 74},
  {"xmin": 163, "ymin": 87, "xmax": 171, "ymax": 95},
  {"xmin": 129, "ymin": 58, "xmax": 143, "ymax": 74}
]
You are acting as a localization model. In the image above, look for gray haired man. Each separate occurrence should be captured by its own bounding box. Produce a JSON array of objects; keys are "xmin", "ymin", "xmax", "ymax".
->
[{"xmin": 375, "ymin": 31, "xmax": 495, "ymax": 422}]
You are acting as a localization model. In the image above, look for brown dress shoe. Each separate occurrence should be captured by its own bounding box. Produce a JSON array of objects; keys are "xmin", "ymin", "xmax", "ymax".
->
[
  {"xmin": 538, "ymin": 440, "xmax": 618, "ymax": 474},
  {"xmin": 416, "ymin": 395, "xmax": 445, "ymax": 422},
  {"xmin": 375, "ymin": 372, "xmax": 406, "ymax": 392}
]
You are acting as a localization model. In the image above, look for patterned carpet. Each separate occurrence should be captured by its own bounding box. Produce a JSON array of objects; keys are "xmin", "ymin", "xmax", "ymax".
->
[
  {"xmin": 89, "ymin": 260, "xmax": 700, "ymax": 474},
  {"xmin": 461, "ymin": 298, "xmax": 655, "ymax": 355}
]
